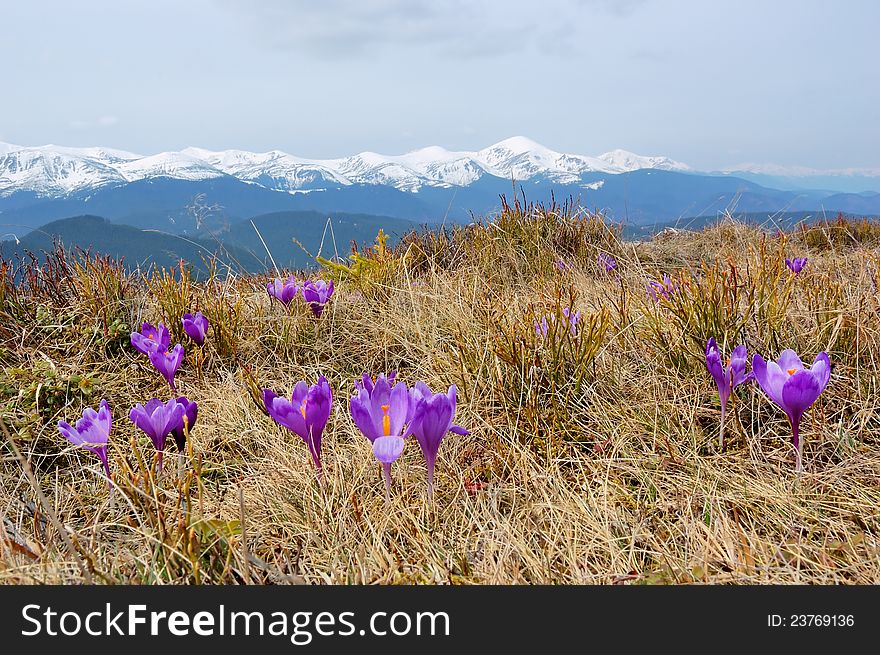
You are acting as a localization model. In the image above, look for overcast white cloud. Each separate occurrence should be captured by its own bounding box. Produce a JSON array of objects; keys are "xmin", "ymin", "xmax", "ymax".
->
[
  {"xmin": 0, "ymin": 0, "xmax": 877, "ymax": 169},
  {"xmin": 214, "ymin": 0, "xmax": 649, "ymax": 57}
]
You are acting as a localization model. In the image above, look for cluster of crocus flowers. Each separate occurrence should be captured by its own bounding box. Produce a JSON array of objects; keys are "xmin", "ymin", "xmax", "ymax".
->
[
  {"xmin": 704, "ymin": 338, "xmax": 752, "ymax": 450},
  {"xmin": 266, "ymin": 276, "xmax": 335, "ymax": 317},
  {"xmin": 705, "ymin": 338, "xmax": 830, "ymax": 472},
  {"xmin": 263, "ymin": 376, "xmax": 333, "ymax": 475},
  {"xmin": 535, "ymin": 307, "xmax": 581, "ymax": 339},
  {"xmin": 349, "ymin": 372, "xmax": 468, "ymax": 501},
  {"xmin": 752, "ymin": 350, "xmax": 830, "ymax": 473},
  {"xmin": 786, "ymin": 257, "xmax": 808, "ymax": 275},
  {"xmin": 58, "ymin": 399, "xmax": 112, "ymax": 486},
  {"xmin": 129, "ymin": 398, "xmax": 187, "ymax": 473},
  {"xmin": 131, "ymin": 321, "xmax": 185, "ymax": 390},
  {"xmin": 647, "ymin": 274, "xmax": 679, "ymax": 302},
  {"xmin": 58, "ymin": 396, "xmax": 199, "ymax": 483}
]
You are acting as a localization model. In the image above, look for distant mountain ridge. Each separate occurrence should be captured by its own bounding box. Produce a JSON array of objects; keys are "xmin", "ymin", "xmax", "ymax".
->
[{"xmin": 1, "ymin": 137, "xmax": 879, "ymax": 234}]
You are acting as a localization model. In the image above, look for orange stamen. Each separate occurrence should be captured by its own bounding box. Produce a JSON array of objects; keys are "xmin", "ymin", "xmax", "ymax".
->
[
  {"xmin": 381, "ymin": 404, "xmax": 391, "ymax": 436},
  {"xmin": 300, "ymin": 401, "xmax": 307, "ymax": 419},
  {"xmin": 787, "ymin": 368, "xmax": 797, "ymax": 375}
]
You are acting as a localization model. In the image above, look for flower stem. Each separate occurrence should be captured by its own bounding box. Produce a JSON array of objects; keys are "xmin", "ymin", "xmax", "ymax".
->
[
  {"xmin": 196, "ymin": 347, "xmax": 204, "ymax": 385},
  {"xmin": 719, "ymin": 403, "xmax": 726, "ymax": 452},
  {"xmin": 382, "ymin": 463, "xmax": 392, "ymax": 507},
  {"xmin": 792, "ymin": 417, "xmax": 803, "ymax": 474}
]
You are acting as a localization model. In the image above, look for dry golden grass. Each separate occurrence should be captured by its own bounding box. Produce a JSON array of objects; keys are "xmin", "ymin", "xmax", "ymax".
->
[{"xmin": 1, "ymin": 206, "xmax": 879, "ymax": 584}]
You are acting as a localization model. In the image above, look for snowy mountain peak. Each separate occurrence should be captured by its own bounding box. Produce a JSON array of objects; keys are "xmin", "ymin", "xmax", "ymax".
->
[
  {"xmin": 485, "ymin": 135, "xmax": 555, "ymax": 155},
  {"xmin": 119, "ymin": 152, "xmax": 228, "ymax": 183},
  {"xmin": 0, "ymin": 148, "xmax": 127, "ymax": 196}
]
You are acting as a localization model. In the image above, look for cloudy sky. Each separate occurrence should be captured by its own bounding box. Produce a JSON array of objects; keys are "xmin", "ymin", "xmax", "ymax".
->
[{"xmin": 1, "ymin": 0, "xmax": 876, "ymax": 169}]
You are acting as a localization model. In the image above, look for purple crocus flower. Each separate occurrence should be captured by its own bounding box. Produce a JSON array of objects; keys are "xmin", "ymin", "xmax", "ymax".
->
[
  {"xmin": 131, "ymin": 322, "xmax": 170, "ymax": 356},
  {"xmin": 267, "ymin": 276, "xmax": 300, "ymax": 308},
  {"xmin": 535, "ymin": 316, "xmax": 549, "ymax": 339},
  {"xmin": 58, "ymin": 399, "xmax": 112, "ymax": 485},
  {"xmin": 786, "ymin": 257, "xmax": 808, "ymax": 275},
  {"xmin": 170, "ymin": 396, "xmax": 198, "ymax": 452},
  {"xmin": 408, "ymin": 382, "xmax": 469, "ymax": 497},
  {"xmin": 350, "ymin": 372, "xmax": 417, "ymax": 501},
  {"xmin": 554, "ymin": 259, "xmax": 571, "ymax": 272},
  {"xmin": 705, "ymin": 338, "xmax": 752, "ymax": 450},
  {"xmin": 752, "ymin": 350, "xmax": 831, "ymax": 473},
  {"xmin": 349, "ymin": 373, "xmax": 412, "ymax": 443},
  {"xmin": 647, "ymin": 274, "xmax": 679, "ymax": 302},
  {"xmin": 562, "ymin": 307, "xmax": 581, "ymax": 335},
  {"xmin": 182, "ymin": 312, "xmax": 208, "ymax": 346},
  {"xmin": 598, "ymin": 253, "xmax": 617, "ymax": 273},
  {"xmin": 301, "ymin": 279, "xmax": 334, "ymax": 317},
  {"xmin": 148, "ymin": 344, "xmax": 185, "ymax": 391},
  {"xmin": 129, "ymin": 398, "xmax": 187, "ymax": 473},
  {"xmin": 263, "ymin": 375, "xmax": 333, "ymax": 474}
]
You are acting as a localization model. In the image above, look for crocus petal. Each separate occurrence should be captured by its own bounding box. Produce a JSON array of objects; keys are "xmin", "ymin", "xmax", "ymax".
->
[
  {"xmin": 753, "ymin": 354, "xmax": 788, "ymax": 409},
  {"xmin": 368, "ymin": 376, "xmax": 393, "ymax": 434},
  {"xmin": 350, "ymin": 393, "xmax": 381, "ymax": 441},
  {"xmin": 58, "ymin": 421, "xmax": 85, "ymax": 447},
  {"xmin": 97, "ymin": 399, "xmax": 112, "ymax": 435},
  {"xmin": 304, "ymin": 376, "xmax": 332, "ymax": 469},
  {"xmin": 131, "ymin": 331, "xmax": 163, "ymax": 355},
  {"xmin": 705, "ymin": 339, "xmax": 730, "ymax": 401},
  {"xmin": 170, "ymin": 344, "xmax": 185, "ymax": 369},
  {"xmin": 387, "ymin": 382, "xmax": 411, "ymax": 437},
  {"xmin": 281, "ymin": 283, "xmax": 300, "ymax": 305},
  {"xmin": 263, "ymin": 389, "xmax": 307, "ymax": 440},
  {"xmin": 729, "ymin": 345, "xmax": 750, "ymax": 387},
  {"xmin": 373, "ymin": 435, "xmax": 405, "ymax": 464},
  {"xmin": 730, "ymin": 344, "xmax": 748, "ymax": 363},
  {"xmin": 781, "ymin": 370, "xmax": 824, "ymax": 422},
  {"xmin": 290, "ymin": 379, "xmax": 310, "ymax": 407},
  {"xmin": 171, "ymin": 396, "xmax": 198, "ymax": 451},
  {"xmin": 810, "ymin": 352, "xmax": 831, "ymax": 390},
  {"xmin": 449, "ymin": 424, "xmax": 470, "ymax": 436},
  {"xmin": 304, "ymin": 376, "xmax": 333, "ymax": 436},
  {"xmin": 776, "ymin": 349, "xmax": 804, "ymax": 373},
  {"xmin": 78, "ymin": 417, "xmax": 110, "ymax": 447}
]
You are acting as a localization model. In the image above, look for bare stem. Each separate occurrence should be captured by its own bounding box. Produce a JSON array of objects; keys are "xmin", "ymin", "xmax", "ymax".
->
[{"xmin": 383, "ymin": 463, "xmax": 392, "ymax": 507}]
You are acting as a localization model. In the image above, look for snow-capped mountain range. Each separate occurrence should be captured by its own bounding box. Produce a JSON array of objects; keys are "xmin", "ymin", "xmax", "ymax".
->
[{"xmin": 0, "ymin": 136, "xmax": 691, "ymax": 198}]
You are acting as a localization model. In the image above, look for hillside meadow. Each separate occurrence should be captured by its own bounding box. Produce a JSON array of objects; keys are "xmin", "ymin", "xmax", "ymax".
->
[{"xmin": 1, "ymin": 198, "xmax": 879, "ymax": 584}]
